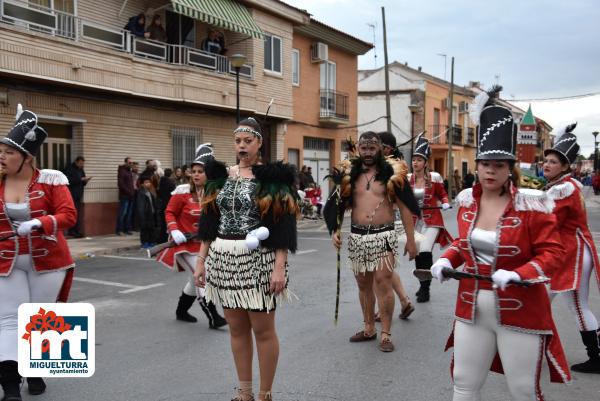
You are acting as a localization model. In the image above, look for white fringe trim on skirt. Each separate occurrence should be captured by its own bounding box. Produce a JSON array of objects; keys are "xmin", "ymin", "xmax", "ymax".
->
[
  {"xmin": 347, "ymin": 229, "xmax": 398, "ymax": 275},
  {"xmin": 205, "ymin": 237, "xmax": 292, "ymax": 312}
]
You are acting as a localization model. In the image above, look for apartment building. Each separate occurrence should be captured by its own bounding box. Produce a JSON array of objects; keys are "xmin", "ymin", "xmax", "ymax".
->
[
  {"xmin": 284, "ymin": 18, "xmax": 372, "ymax": 199},
  {"xmin": 0, "ymin": 0, "xmax": 309, "ymax": 234}
]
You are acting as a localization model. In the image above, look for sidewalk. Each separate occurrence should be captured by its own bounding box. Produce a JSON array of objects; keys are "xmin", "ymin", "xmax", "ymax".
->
[{"xmin": 67, "ymin": 218, "xmax": 329, "ymax": 259}]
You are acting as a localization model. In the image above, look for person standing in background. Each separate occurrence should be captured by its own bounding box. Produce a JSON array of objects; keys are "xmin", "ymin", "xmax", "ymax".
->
[
  {"xmin": 116, "ymin": 157, "xmax": 135, "ymax": 235},
  {"xmin": 64, "ymin": 156, "xmax": 91, "ymax": 238}
]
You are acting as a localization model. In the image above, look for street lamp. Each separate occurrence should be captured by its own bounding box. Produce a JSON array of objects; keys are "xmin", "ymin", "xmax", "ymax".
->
[
  {"xmin": 229, "ymin": 53, "xmax": 247, "ymax": 123},
  {"xmin": 593, "ymin": 131, "xmax": 599, "ymax": 171}
]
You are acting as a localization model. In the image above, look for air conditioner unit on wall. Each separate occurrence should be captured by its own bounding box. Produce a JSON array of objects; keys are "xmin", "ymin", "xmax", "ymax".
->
[
  {"xmin": 441, "ymin": 98, "xmax": 449, "ymax": 110},
  {"xmin": 311, "ymin": 42, "xmax": 328, "ymax": 63},
  {"xmin": 459, "ymin": 101, "xmax": 469, "ymax": 113}
]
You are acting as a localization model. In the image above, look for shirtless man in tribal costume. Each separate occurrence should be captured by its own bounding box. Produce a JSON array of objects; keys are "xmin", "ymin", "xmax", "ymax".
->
[{"xmin": 325, "ymin": 131, "xmax": 419, "ymax": 352}]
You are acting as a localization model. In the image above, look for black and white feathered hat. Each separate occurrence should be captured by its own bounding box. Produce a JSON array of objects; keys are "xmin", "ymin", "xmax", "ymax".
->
[
  {"xmin": 469, "ymin": 86, "xmax": 517, "ymax": 161},
  {"xmin": 544, "ymin": 123, "xmax": 579, "ymax": 165},
  {"xmin": 191, "ymin": 143, "xmax": 214, "ymax": 166},
  {"xmin": 413, "ymin": 133, "xmax": 431, "ymax": 160},
  {"xmin": 1, "ymin": 104, "xmax": 48, "ymax": 156}
]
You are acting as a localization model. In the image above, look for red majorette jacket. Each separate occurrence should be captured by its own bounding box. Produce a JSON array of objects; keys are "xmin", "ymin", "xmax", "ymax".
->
[
  {"xmin": 441, "ymin": 183, "xmax": 571, "ymax": 384},
  {"xmin": 156, "ymin": 184, "xmax": 202, "ymax": 271},
  {"xmin": 0, "ymin": 169, "xmax": 76, "ymax": 275},
  {"xmin": 408, "ymin": 171, "xmax": 453, "ymax": 247},
  {"xmin": 545, "ymin": 174, "xmax": 600, "ymax": 292}
]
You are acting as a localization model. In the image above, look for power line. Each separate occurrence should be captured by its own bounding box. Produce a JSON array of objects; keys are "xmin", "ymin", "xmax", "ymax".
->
[{"xmin": 510, "ymin": 91, "xmax": 600, "ymax": 102}]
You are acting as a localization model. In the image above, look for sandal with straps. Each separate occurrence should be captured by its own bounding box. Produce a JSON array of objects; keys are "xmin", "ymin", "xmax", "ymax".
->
[
  {"xmin": 378, "ymin": 331, "xmax": 395, "ymax": 352},
  {"xmin": 399, "ymin": 298, "xmax": 415, "ymax": 320}
]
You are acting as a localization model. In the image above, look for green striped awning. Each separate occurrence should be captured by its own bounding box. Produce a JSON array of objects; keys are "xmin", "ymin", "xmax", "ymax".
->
[{"xmin": 171, "ymin": 0, "xmax": 263, "ymax": 39}]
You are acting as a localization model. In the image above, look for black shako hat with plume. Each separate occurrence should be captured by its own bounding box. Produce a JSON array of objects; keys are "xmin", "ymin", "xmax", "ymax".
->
[
  {"xmin": 192, "ymin": 143, "xmax": 215, "ymax": 166},
  {"xmin": 544, "ymin": 123, "xmax": 579, "ymax": 165},
  {"xmin": 2, "ymin": 104, "xmax": 48, "ymax": 156},
  {"xmin": 469, "ymin": 85, "xmax": 517, "ymax": 161},
  {"xmin": 413, "ymin": 133, "xmax": 431, "ymax": 160}
]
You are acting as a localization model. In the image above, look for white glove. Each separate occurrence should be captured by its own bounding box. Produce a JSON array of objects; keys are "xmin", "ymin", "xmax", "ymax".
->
[
  {"xmin": 16, "ymin": 219, "xmax": 41, "ymax": 236},
  {"xmin": 170, "ymin": 229, "xmax": 187, "ymax": 245},
  {"xmin": 442, "ymin": 203, "xmax": 451, "ymax": 210},
  {"xmin": 431, "ymin": 258, "xmax": 453, "ymax": 282},
  {"xmin": 491, "ymin": 269, "xmax": 521, "ymax": 290}
]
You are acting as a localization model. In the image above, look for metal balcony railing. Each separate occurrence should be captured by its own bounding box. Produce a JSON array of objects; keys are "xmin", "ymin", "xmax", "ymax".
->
[
  {"xmin": 428, "ymin": 124, "xmax": 463, "ymax": 145},
  {"xmin": 320, "ymin": 89, "xmax": 349, "ymax": 121},
  {"xmin": 0, "ymin": 0, "xmax": 254, "ymax": 80}
]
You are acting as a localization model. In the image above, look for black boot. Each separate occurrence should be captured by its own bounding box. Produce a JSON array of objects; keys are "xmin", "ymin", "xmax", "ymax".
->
[
  {"xmin": 26, "ymin": 378, "xmax": 46, "ymax": 395},
  {"xmin": 175, "ymin": 292, "xmax": 198, "ymax": 323},
  {"xmin": 415, "ymin": 252, "xmax": 433, "ymax": 303},
  {"xmin": 198, "ymin": 296, "xmax": 227, "ymax": 329},
  {"xmin": 571, "ymin": 330, "xmax": 600, "ymax": 373},
  {"xmin": 0, "ymin": 360, "xmax": 22, "ymax": 401}
]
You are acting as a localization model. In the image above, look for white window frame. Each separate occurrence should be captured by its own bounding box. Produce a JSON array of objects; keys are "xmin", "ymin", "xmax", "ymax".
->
[
  {"xmin": 291, "ymin": 48, "xmax": 300, "ymax": 86},
  {"xmin": 320, "ymin": 61, "xmax": 336, "ymax": 90},
  {"xmin": 264, "ymin": 33, "xmax": 282, "ymax": 74}
]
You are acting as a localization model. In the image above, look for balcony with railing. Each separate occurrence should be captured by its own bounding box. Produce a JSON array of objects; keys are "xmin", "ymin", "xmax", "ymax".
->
[
  {"xmin": 320, "ymin": 89, "xmax": 349, "ymax": 125},
  {"xmin": 0, "ymin": 0, "xmax": 259, "ymax": 110},
  {"xmin": 428, "ymin": 124, "xmax": 463, "ymax": 145}
]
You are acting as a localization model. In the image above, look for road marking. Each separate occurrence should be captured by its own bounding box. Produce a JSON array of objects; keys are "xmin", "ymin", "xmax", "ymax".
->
[
  {"xmin": 119, "ymin": 283, "xmax": 165, "ymax": 294},
  {"xmin": 73, "ymin": 277, "xmax": 165, "ymax": 294},
  {"xmin": 73, "ymin": 277, "xmax": 134, "ymax": 288},
  {"xmin": 99, "ymin": 255, "xmax": 150, "ymax": 261},
  {"xmin": 295, "ymin": 249, "xmax": 317, "ymax": 255}
]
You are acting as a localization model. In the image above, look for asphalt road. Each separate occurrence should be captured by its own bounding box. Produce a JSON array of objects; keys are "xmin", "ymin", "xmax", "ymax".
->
[{"xmin": 26, "ymin": 190, "xmax": 600, "ymax": 401}]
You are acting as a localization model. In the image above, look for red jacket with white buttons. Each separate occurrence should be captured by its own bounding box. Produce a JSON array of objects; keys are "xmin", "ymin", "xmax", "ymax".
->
[
  {"xmin": 0, "ymin": 169, "xmax": 76, "ymax": 275},
  {"xmin": 156, "ymin": 184, "xmax": 202, "ymax": 271},
  {"xmin": 408, "ymin": 171, "xmax": 453, "ymax": 247},
  {"xmin": 545, "ymin": 175, "xmax": 600, "ymax": 292},
  {"xmin": 441, "ymin": 183, "xmax": 570, "ymax": 384}
]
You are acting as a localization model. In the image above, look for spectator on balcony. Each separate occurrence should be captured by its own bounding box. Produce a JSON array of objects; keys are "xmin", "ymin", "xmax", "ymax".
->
[
  {"xmin": 201, "ymin": 28, "xmax": 226, "ymax": 55},
  {"xmin": 125, "ymin": 13, "xmax": 150, "ymax": 39},
  {"xmin": 146, "ymin": 14, "xmax": 167, "ymax": 42}
]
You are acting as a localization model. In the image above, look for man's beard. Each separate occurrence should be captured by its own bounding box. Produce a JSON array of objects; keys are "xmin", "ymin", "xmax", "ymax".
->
[{"xmin": 360, "ymin": 151, "xmax": 382, "ymax": 168}]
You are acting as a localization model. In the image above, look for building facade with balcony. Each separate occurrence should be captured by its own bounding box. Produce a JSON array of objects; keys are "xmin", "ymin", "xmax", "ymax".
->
[
  {"xmin": 284, "ymin": 18, "xmax": 372, "ymax": 200},
  {"xmin": 358, "ymin": 62, "xmax": 477, "ymax": 182},
  {"xmin": 0, "ymin": 0, "xmax": 312, "ymax": 235}
]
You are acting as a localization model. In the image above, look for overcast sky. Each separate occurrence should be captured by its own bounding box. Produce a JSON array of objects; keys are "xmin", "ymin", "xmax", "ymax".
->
[{"xmin": 284, "ymin": 0, "xmax": 600, "ymax": 156}]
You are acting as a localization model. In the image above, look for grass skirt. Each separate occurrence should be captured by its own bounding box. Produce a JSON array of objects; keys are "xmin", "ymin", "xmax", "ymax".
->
[
  {"xmin": 205, "ymin": 237, "xmax": 291, "ymax": 311},
  {"xmin": 348, "ymin": 227, "xmax": 398, "ymax": 275}
]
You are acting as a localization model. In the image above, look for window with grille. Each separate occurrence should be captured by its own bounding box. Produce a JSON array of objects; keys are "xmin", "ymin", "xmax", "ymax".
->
[
  {"xmin": 172, "ymin": 128, "xmax": 202, "ymax": 168},
  {"xmin": 304, "ymin": 137, "xmax": 331, "ymax": 151}
]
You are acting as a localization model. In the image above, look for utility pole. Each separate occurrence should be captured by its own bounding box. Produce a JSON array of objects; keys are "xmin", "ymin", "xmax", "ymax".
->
[
  {"xmin": 447, "ymin": 57, "xmax": 455, "ymax": 200},
  {"xmin": 382, "ymin": 7, "xmax": 392, "ymax": 133}
]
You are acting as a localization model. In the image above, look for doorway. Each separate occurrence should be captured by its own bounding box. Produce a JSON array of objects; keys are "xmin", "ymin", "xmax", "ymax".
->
[{"xmin": 35, "ymin": 122, "xmax": 73, "ymax": 170}]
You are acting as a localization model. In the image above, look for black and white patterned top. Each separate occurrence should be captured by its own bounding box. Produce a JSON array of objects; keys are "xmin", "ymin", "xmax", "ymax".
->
[{"xmin": 216, "ymin": 177, "xmax": 261, "ymax": 236}]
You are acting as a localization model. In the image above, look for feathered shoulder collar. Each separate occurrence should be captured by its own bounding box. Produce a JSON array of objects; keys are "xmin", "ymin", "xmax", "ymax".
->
[
  {"xmin": 253, "ymin": 161, "xmax": 296, "ymax": 187},
  {"xmin": 545, "ymin": 174, "xmax": 581, "ymax": 201},
  {"xmin": 456, "ymin": 185, "xmax": 554, "ymax": 213},
  {"xmin": 253, "ymin": 161, "xmax": 299, "ymax": 220},
  {"xmin": 37, "ymin": 169, "xmax": 69, "ymax": 186},
  {"xmin": 171, "ymin": 184, "xmax": 190, "ymax": 195}
]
